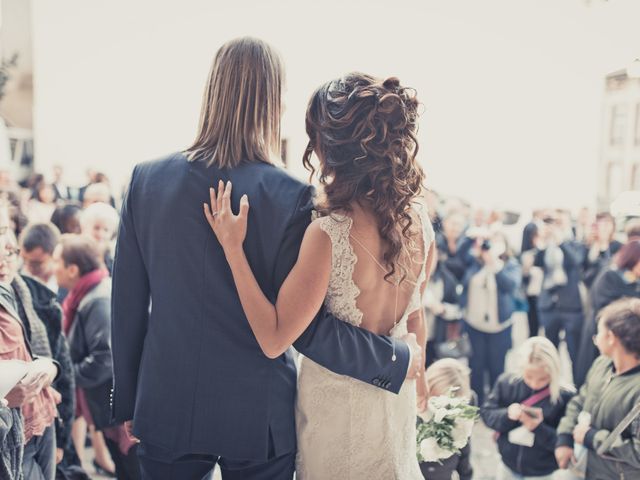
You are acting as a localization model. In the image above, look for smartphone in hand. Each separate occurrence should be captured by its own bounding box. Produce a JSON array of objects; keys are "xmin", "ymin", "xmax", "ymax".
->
[{"xmin": 521, "ymin": 405, "xmax": 543, "ymax": 420}]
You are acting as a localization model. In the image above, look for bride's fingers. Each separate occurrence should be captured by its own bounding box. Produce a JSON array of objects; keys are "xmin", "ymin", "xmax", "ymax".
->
[
  {"xmin": 203, "ymin": 203, "xmax": 216, "ymax": 230},
  {"xmin": 238, "ymin": 194, "xmax": 250, "ymax": 221},
  {"xmin": 217, "ymin": 180, "xmax": 224, "ymax": 213},
  {"xmin": 222, "ymin": 181, "xmax": 232, "ymax": 215},
  {"xmin": 209, "ymin": 187, "xmax": 217, "ymax": 215}
]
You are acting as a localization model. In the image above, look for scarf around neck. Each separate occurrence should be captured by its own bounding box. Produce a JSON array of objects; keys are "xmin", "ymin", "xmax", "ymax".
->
[
  {"xmin": 62, "ymin": 269, "xmax": 109, "ymax": 335},
  {"xmin": 11, "ymin": 276, "xmax": 52, "ymax": 358}
]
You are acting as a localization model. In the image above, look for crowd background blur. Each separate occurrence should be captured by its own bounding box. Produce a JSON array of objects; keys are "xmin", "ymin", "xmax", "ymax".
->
[
  {"xmin": 424, "ymin": 189, "xmax": 640, "ymax": 381},
  {"xmin": 0, "ymin": 164, "xmax": 134, "ymax": 479},
  {"xmin": 0, "ymin": 162, "xmax": 640, "ymax": 478},
  {"xmin": 0, "ymin": 159, "xmax": 639, "ymax": 479},
  {"xmin": 0, "ymin": 160, "xmax": 640, "ymax": 478}
]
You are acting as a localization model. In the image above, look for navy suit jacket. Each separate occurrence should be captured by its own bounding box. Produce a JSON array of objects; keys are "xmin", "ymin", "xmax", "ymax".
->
[{"xmin": 111, "ymin": 153, "xmax": 410, "ymax": 461}]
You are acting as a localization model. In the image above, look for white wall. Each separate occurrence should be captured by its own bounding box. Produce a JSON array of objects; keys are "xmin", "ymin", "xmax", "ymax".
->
[
  {"xmin": 31, "ymin": 0, "xmax": 640, "ymax": 209},
  {"xmin": 1, "ymin": 0, "xmax": 33, "ymax": 129}
]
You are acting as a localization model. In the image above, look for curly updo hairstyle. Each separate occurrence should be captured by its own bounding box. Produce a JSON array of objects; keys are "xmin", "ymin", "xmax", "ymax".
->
[{"xmin": 302, "ymin": 73, "xmax": 425, "ymax": 283}]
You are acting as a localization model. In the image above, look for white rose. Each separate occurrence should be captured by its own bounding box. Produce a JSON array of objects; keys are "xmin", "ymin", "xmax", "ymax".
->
[
  {"xmin": 451, "ymin": 419, "xmax": 475, "ymax": 449},
  {"xmin": 433, "ymin": 407, "xmax": 448, "ymax": 423},
  {"xmin": 428, "ymin": 395, "xmax": 449, "ymax": 410},
  {"xmin": 419, "ymin": 437, "xmax": 455, "ymax": 462},
  {"xmin": 449, "ymin": 396, "xmax": 467, "ymax": 407},
  {"xmin": 447, "ymin": 408, "xmax": 462, "ymax": 418}
]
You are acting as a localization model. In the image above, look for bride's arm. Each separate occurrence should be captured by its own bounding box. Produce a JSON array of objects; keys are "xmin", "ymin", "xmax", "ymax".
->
[
  {"xmin": 226, "ymin": 223, "xmax": 331, "ymax": 358},
  {"xmin": 205, "ymin": 181, "xmax": 331, "ymax": 359},
  {"xmin": 407, "ymin": 241, "xmax": 436, "ymax": 410}
]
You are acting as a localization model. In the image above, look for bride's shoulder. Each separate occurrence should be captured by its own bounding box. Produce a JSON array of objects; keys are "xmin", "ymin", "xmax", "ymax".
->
[
  {"xmin": 409, "ymin": 201, "xmax": 435, "ymax": 244},
  {"xmin": 298, "ymin": 218, "xmax": 333, "ymax": 262}
]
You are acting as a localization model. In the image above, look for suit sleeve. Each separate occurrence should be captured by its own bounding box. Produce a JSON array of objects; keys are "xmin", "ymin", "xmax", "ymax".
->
[
  {"xmin": 277, "ymin": 186, "xmax": 411, "ymax": 395},
  {"xmin": 111, "ymin": 166, "xmax": 151, "ymax": 422}
]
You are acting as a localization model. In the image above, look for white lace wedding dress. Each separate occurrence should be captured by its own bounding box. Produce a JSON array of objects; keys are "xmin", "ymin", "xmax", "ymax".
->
[{"xmin": 295, "ymin": 206, "xmax": 434, "ymax": 480}]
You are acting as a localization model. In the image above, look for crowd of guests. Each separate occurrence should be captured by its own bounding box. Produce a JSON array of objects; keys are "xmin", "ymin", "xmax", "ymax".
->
[
  {"xmin": 0, "ymin": 166, "xmax": 138, "ymax": 479},
  {"xmin": 1, "ymin": 164, "xmax": 639, "ymax": 480},
  {"xmin": 422, "ymin": 194, "xmax": 640, "ymax": 479}
]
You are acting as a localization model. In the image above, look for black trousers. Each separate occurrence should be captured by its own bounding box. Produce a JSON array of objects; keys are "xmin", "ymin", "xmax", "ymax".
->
[{"xmin": 137, "ymin": 441, "xmax": 295, "ymax": 480}]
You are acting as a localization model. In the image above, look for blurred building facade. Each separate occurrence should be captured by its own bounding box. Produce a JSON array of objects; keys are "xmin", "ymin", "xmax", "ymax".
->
[
  {"xmin": 0, "ymin": 0, "xmax": 34, "ymax": 181},
  {"xmin": 597, "ymin": 69, "xmax": 640, "ymax": 212}
]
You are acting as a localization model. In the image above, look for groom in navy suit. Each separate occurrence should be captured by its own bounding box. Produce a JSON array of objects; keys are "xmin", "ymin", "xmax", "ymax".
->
[{"xmin": 111, "ymin": 37, "xmax": 421, "ymax": 479}]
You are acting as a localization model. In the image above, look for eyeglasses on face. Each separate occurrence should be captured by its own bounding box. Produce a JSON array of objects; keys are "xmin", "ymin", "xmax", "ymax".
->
[{"xmin": 0, "ymin": 247, "xmax": 20, "ymax": 263}]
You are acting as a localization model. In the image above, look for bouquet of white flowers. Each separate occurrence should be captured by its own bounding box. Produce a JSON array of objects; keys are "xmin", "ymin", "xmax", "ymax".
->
[{"xmin": 416, "ymin": 391, "xmax": 479, "ymax": 463}]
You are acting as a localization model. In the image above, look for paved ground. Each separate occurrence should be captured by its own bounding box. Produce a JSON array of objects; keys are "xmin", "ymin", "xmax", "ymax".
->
[{"xmin": 86, "ymin": 313, "xmax": 574, "ymax": 479}]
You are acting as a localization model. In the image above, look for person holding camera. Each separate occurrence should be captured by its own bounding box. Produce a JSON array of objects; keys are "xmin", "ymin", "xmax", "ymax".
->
[
  {"xmin": 461, "ymin": 230, "xmax": 521, "ymax": 405},
  {"xmin": 435, "ymin": 212, "xmax": 474, "ymax": 282},
  {"xmin": 534, "ymin": 211, "xmax": 586, "ymax": 377},
  {"xmin": 482, "ymin": 337, "xmax": 574, "ymax": 480}
]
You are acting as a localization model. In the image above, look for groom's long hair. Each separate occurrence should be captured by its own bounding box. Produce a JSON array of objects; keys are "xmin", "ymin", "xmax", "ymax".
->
[{"xmin": 185, "ymin": 37, "xmax": 283, "ymax": 169}]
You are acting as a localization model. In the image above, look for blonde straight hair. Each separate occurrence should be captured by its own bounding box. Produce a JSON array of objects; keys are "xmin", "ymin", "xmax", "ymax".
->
[
  {"xmin": 185, "ymin": 37, "xmax": 283, "ymax": 168},
  {"xmin": 515, "ymin": 336, "xmax": 573, "ymax": 404},
  {"xmin": 425, "ymin": 358, "xmax": 472, "ymax": 399}
]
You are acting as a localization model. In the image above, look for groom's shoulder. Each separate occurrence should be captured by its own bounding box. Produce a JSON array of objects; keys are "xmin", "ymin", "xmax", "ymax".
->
[
  {"xmin": 244, "ymin": 161, "xmax": 305, "ymax": 185},
  {"xmin": 133, "ymin": 151, "xmax": 187, "ymax": 178},
  {"xmin": 240, "ymin": 162, "xmax": 313, "ymax": 203}
]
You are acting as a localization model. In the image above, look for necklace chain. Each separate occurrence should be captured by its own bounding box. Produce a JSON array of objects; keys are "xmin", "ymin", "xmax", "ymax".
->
[{"xmin": 349, "ymin": 231, "xmax": 400, "ymax": 362}]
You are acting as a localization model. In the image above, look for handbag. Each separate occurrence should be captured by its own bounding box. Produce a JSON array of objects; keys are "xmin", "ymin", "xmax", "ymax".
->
[{"xmin": 570, "ymin": 400, "xmax": 640, "ymax": 478}]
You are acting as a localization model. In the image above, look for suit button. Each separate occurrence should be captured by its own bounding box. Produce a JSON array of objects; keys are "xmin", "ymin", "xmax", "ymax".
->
[{"xmin": 373, "ymin": 378, "xmax": 379, "ymax": 386}]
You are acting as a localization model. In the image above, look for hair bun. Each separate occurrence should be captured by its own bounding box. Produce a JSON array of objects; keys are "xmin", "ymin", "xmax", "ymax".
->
[{"xmin": 382, "ymin": 77, "xmax": 401, "ymax": 90}]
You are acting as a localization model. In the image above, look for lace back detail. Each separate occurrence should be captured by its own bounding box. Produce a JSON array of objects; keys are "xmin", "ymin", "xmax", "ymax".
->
[
  {"xmin": 389, "ymin": 202, "xmax": 435, "ymax": 337},
  {"xmin": 316, "ymin": 214, "xmax": 363, "ymax": 327}
]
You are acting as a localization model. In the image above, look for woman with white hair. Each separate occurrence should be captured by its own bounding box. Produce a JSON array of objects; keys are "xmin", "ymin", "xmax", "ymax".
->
[
  {"xmin": 481, "ymin": 337, "xmax": 574, "ymax": 479},
  {"xmin": 80, "ymin": 202, "xmax": 119, "ymax": 274}
]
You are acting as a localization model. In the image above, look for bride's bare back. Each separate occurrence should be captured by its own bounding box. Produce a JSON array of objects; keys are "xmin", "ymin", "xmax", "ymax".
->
[{"xmin": 346, "ymin": 203, "xmax": 429, "ymax": 335}]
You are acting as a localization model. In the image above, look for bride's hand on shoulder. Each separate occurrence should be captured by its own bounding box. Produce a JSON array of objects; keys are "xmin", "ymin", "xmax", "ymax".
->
[{"xmin": 203, "ymin": 180, "xmax": 249, "ymax": 255}]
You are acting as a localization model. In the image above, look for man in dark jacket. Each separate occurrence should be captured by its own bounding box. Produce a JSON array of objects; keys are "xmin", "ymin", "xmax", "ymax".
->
[
  {"xmin": 112, "ymin": 37, "xmax": 421, "ymax": 479},
  {"xmin": 534, "ymin": 216, "xmax": 586, "ymax": 377}
]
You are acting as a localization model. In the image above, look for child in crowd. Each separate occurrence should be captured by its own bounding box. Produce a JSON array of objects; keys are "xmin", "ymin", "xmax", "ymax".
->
[
  {"xmin": 420, "ymin": 358, "xmax": 474, "ymax": 480},
  {"xmin": 481, "ymin": 336, "xmax": 574, "ymax": 480}
]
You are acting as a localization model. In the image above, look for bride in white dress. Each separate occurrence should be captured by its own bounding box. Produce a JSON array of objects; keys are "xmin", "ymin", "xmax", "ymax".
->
[{"xmin": 205, "ymin": 73, "xmax": 435, "ymax": 479}]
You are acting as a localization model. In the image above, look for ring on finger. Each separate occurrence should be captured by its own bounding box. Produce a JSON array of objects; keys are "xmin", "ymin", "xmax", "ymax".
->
[{"xmin": 211, "ymin": 211, "xmax": 218, "ymax": 217}]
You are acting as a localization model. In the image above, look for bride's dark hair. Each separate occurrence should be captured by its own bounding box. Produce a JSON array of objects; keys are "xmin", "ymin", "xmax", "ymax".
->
[{"xmin": 302, "ymin": 73, "xmax": 425, "ymax": 282}]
